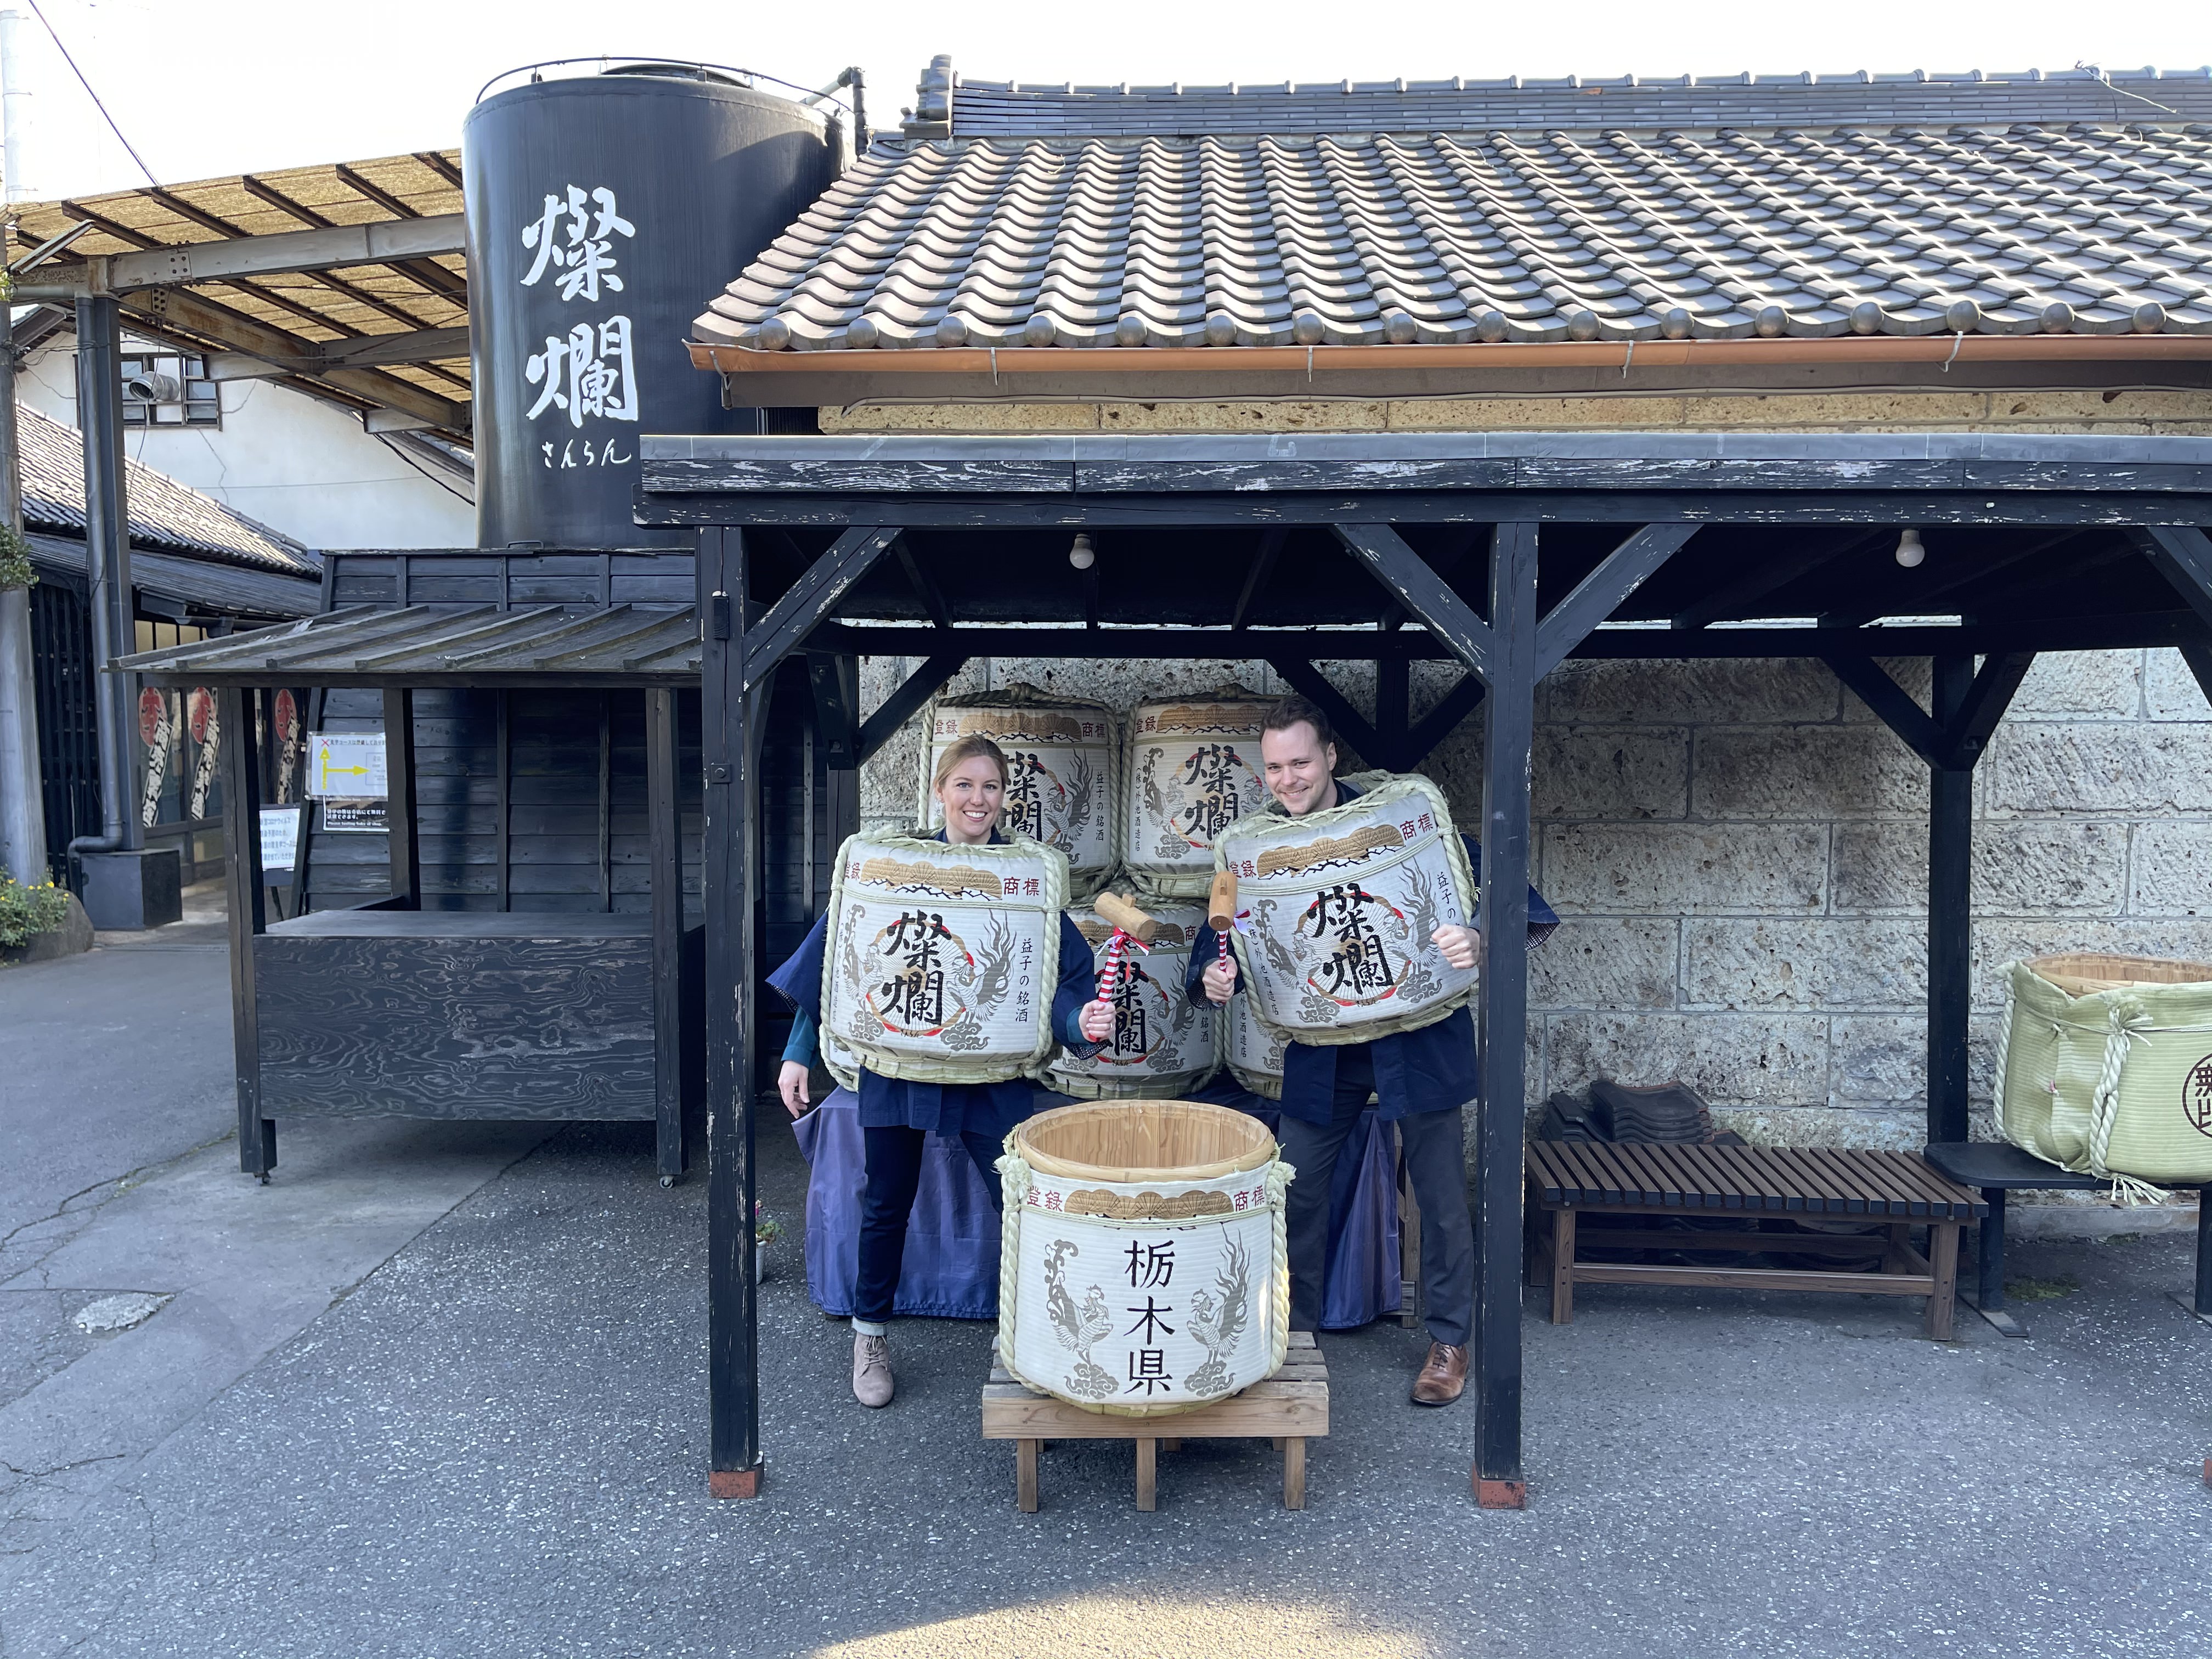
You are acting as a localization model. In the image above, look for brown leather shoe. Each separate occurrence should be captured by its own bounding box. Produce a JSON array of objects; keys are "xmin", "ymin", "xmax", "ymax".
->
[{"xmin": 1411, "ymin": 1341, "xmax": 1468, "ymax": 1406}]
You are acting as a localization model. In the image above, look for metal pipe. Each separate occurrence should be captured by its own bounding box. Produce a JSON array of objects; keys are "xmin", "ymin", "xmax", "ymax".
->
[
  {"xmin": 0, "ymin": 9, "xmax": 30, "ymax": 205},
  {"xmin": 68, "ymin": 292, "xmax": 138, "ymax": 861},
  {"xmin": 0, "ymin": 3, "xmax": 47, "ymax": 884}
]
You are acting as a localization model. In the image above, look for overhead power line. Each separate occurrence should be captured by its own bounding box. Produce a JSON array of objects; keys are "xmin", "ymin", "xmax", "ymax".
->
[{"xmin": 24, "ymin": 0, "xmax": 156, "ymax": 187}]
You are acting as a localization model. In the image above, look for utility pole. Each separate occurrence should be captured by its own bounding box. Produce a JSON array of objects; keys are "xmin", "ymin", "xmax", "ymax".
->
[{"xmin": 0, "ymin": 6, "xmax": 49, "ymax": 887}]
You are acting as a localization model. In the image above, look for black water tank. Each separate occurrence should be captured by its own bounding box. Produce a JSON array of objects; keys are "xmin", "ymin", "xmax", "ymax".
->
[{"xmin": 464, "ymin": 64, "xmax": 838, "ymax": 549}]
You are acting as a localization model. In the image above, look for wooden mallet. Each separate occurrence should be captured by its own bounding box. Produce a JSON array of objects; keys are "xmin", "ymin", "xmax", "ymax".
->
[
  {"xmin": 1208, "ymin": 870, "xmax": 1238, "ymax": 980},
  {"xmin": 1092, "ymin": 891, "xmax": 1160, "ymax": 1005}
]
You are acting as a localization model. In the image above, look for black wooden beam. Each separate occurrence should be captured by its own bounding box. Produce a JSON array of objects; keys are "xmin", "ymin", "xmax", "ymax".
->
[
  {"xmin": 700, "ymin": 527, "xmax": 761, "ymax": 1499},
  {"xmin": 647, "ymin": 686, "xmax": 686, "ymax": 1180},
  {"xmin": 1537, "ymin": 522, "xmax": 1700, "ymax": 673},
  {"xmin": 1381, "ymin": 525, "xmax": 1482, "ymax": 630},
  {"xmin": 1402, "ymin": 672, "xmax": 1488, "ymax": 768},
  {"xmin": 1474, "ymin": 521, "xmax": 1538, "ymax": 1510},
  {"xmin": 1266, "ymin": 658, "xmax": 1384, "ymax": 763},
  {"xmin": 857, "ymin": 654, "xmax": 967, "ymax": 765},
  {"xmin": 1231, "ymin": 527, "xmax": 1288, "ymax": 629},
  {"xmin": 2180, "ymin": 640, "xmax": 2212, "ymax": 709},
  {"xmin": 741, "ymin": 526, "xmax": 902, "ymax": 692},
  {"xmin": 639, "ymin": 489, "xmax": 2212, "ymax": 531},
  {"xmin": 1671, "ymin": 528, "xmax": 1884, "ymax": 629},
  {"xmin": 1822, "ymin": 656, "xmax": 1946, "ymax": 765},
  {"xmin": 1821, "ymin": 528, "xmax": 2081, "ymax": 627},
  {"xmin": 1334, "ymin": 523, "xmax": 1494, "ymax": 681},
  {"xmin": 894, "ymin": 541, "xmax": 952, "ymax": 632},
  {"xmin": 1375, "ymin": 656, "xmax": 1410, "ymax": 771},
  {"xmin": 806, "ymin": 653, "xmax": 860, "ymax": 772},
  {"xmin": 1944, "ymin": 651, "xmax": 2037, "ymax": 769},
  {"xmin": 1928, "ymin": 656, "xmax": 1974, "ymax": 1148},
  {"xmin": 382, "ymin": 687, "xmax": 420, "ymax": 909},
  {"xmin": 2132, "ymin": 526, "xmax": 2212, "ymax": 631},
  {"xmin": 219, "ymin": 686, "xmax": 274, "ymax": 1180}
]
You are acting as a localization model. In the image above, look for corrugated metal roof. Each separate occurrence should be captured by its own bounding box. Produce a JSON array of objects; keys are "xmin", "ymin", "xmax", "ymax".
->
[
  {"xmin": 9, "ymin": 150, "xmax": 469, "ymax": 430},
  {"xmin": 18, "ymin": 403, "xmax": 318, "ymax": 574},
  {"xmin": 705, "ymin": 88, "xmax": 2212, "ymax": 352},
  {"xmin": 27, "ymin": 533, "xmax": 320, "ymax": 620},
  {"xmin": 115, "ymin": 602, "xmax": 701, "ymax": 686}
]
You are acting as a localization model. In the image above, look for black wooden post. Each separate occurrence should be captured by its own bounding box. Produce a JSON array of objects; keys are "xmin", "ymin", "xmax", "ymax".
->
[
  {"xmin": 1376, "ymin": 656, "xmax": 1410, "ymax": 772},
  {"xmin": 1928, "ymin": 655, "xmax": 1974, "ymax": 1145},
  {"xmin": 219, "ymin": 686, "xmax": 275, "ymax": 1179},
  {"xmin": 702, "ymin": 527, "xmax": 761, "ymax": 1498},
  {"xmin": 1474, "ymin": 522, "xmax": 1539, "ymax": 1509},
  {"xmin": 647, "ymin": 686, "xmax": 685, "ymax": 1181},
  {"xmin": 382, "ymin": 688, "xmax": 420, "ymax": 909}
]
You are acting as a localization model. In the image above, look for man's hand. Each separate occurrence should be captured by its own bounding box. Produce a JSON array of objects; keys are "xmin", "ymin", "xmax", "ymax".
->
[
  {"xmin": 1202, "ymin": 956, "xmax": 1239, "ymax": 1005},
  {"xmin": 1432, "ymin": 923, "xmax": 1480, "ymax": 971},
  {"xmin": 778, "ymin": 1060, "xmax": 812, "ymax": 1119},
  {"xmin": 1079, "ymin": 998, "xmax": 1115, "ymax": 1042}
]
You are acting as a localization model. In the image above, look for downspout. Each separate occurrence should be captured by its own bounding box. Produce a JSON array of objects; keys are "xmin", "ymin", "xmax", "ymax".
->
[
  {"xmin": 66, "ymin": 291, "xmax": 137, "ymax": 865},
  {"xmin": 0, "ymin": 4, "xmax": 46, "ymax": 885}
]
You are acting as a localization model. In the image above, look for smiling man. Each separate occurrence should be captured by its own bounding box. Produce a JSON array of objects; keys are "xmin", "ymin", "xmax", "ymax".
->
[{"xmin": 1187, "ymin": 695, "xmax": 1556, "ymax": 1406}]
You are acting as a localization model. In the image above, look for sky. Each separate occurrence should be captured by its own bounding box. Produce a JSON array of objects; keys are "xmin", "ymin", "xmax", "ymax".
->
[{"xmin": 3, "ymin": 0, "xmax": 2209, "ymax": 201}]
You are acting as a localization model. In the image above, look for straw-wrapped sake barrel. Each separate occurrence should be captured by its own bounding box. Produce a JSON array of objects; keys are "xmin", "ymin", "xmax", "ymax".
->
[
  {"xmin": 924, "ymin": 686, "xmax": 1117, "ymax": 902},
  {"xmin": 822, "ymin": 828, "xmax": 1067, "ymax": 1085},
  {"xmin": 998, "ymin": 1100, "xmax": 1291, "ymax": 1416},
  {"xmin": 1045, "ymin": 902, "xmax": 1217, "ymax": 1099},
  {"xmin": 1224, "ymin": 991, "xmax": 1288, "ymax": 1100},
  {"xmin": 1995, "ymin": 953, "xmax": 2212, "ymax": 1187},
  {"xmin": 1213, "ymin": 772, "xmax": 1477, "ymax": 1047},
  {"xmin": 1121, "ymin": 691, "xmax": 1273, "ymax": 899}
]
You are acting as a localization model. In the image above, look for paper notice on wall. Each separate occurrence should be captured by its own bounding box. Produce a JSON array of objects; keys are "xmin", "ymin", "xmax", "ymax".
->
[
  {"xmin": 259, "ymin": 805, "xmax": 303, "ymax": 873},
  {"xmin": 307, "ymin": 733, "xmax": 387, "ymax": 799},
  {"xmin": 319, "ymin": 799, "xmax": 387, "ymax": 834}
]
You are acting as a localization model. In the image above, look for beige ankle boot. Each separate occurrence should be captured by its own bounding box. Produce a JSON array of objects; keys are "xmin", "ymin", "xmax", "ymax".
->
[{"xmin": 852, "ymin": 1331, "xmax": 894, "ymax": 1407}]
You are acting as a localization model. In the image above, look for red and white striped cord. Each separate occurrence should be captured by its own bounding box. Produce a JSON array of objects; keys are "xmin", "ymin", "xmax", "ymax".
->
[{"xmin": 1096, "ymin": 927, "xmax": 1132, "ymax": 1005}]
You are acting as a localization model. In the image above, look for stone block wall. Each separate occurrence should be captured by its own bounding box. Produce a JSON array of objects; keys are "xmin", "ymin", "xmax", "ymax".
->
[{"xmin": 856, "ymin": 648, "xmax": 2212, "ymax": 1154}]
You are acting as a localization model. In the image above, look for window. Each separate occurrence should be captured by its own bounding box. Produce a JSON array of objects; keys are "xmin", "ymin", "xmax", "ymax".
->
[{"xmin": 121, "ymin": 352, "xmax": 221, "ymax": 428}]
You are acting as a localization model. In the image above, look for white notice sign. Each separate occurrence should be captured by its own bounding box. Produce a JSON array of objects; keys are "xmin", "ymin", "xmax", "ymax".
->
[
  {"xmin": 307, "ymin": 733, "xmax": 387, "ymax": 799},
  {"xmin": 259, "ymin": 805, "xmax": 303, "ymax": 873}
]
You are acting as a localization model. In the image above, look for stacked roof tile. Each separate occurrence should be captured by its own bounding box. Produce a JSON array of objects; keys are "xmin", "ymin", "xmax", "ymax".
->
[
  {"xmin": 18, "ymin": 404, "xmax": 317, "ymax": 574},
  {"xmin": 697, "ymin": 70, "xmax": 2212, "ymax": 351}
]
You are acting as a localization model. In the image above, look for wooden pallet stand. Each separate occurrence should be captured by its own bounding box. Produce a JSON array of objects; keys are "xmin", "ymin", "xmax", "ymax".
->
[{"xmin": 983, "ymin": 1331, "xmax": 1328, "ymax": 1511}]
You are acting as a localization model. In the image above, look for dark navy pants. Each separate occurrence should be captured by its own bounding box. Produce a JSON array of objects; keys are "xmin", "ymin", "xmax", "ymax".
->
[
  {"xmin": 1278, "ymin": 1042, "xmax": 1477, "ymax": 1347},
  {"xmin": 855, "ymin": 1125, "xmax": 1003, "ymax": 1325}
]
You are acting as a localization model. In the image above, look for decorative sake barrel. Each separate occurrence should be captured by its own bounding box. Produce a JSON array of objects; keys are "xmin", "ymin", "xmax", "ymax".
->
[
  {"xmin": 1212, "ymin": 772, "xmax": 1478, "ymax": 1047},
  {"xmin": 924, "ymin": 686, "xmax": 1117, "ymax": 902},
  {"xmin": 1994, "ymin": 955, "xmax": 2212, "ymax": 1191},
  {"xmin": 1224, "ymin": 992, "xmax": 1288, "ymax": 1101},
  {"xmin": 998, "ymin": 1100, "xmax": 1291, "ymax": 1417},
  {"xmin": 1045, "ymin": 902, "xmax": 1217, "ymax": 1100},
  {"xmin": 1121, "ymin": 690, "xmax": 1273, "ymax": 899},
  {"xmin": 822, "ymin": 828, "xmax": 1068, "ymax": 1085}
]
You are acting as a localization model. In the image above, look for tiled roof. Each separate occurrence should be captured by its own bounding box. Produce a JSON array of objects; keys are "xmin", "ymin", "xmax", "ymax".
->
[
  {"xmin": 16, "ymin": 404, "xmax": 318, "ymax": 574},
  {"xmin": 937, "ymin": 66, "xmax": 2212, "ymax": 139},
  {"xmin": 698, "ymin": 112, "xmax": 2212, "ymax": 351}
]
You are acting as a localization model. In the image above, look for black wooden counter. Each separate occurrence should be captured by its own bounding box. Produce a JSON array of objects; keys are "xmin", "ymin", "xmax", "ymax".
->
[{"xmin": 250, "ymin": 909, "xmax": 702, "ymax": 1166}]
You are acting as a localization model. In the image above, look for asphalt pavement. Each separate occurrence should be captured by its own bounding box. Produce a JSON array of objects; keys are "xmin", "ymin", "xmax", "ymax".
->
[{"xmin": 1, "ymin": 915, "xmax": 2208, "ymax": 1658}]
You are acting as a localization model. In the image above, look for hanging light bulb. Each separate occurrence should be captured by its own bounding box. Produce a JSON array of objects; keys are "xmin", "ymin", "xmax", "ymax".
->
[
  {"xmin": 1894, "ymin": 528, "xmax": 1926, "ymax": 568},
  {"xmin": 1068, "ymin": 532, "xmax": 1096, "ymax": 571}
]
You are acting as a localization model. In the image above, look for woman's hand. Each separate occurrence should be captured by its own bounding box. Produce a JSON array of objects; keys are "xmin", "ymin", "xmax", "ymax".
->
[
  {"xmin": 1432, "ymin": 923, "xmax": 1480, "ymax": 970},
  {"xmin": 778, "ymin": 1060, "xmax": 812, "ymax": 1119},
  {"xmin": 1079, "ymin": 999, "xmax": 1115, "ymax": 1042},
  {"xmin": 1201, "ymin": 956, "xmax": 1239, "ymax": 1005}
]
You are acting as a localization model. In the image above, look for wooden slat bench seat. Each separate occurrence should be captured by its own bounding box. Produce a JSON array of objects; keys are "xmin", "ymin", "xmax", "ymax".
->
[
  {"xmin": 1524, "ymin": 1143, "xmax": 1987, "ymax": 1338},
  {"xmin": 983, "ymin": 1330, "xmax": 1328, "ymax": 1512}
]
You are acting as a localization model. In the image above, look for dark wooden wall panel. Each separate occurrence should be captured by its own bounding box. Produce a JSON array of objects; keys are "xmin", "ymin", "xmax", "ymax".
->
[{"xmin": 255, "ymin": 932, "xmax": 656, "ymax": 1118}]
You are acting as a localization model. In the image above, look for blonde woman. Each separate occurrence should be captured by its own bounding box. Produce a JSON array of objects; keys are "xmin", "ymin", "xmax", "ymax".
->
[{"xmin": 769, "ymin": 735, "xmax": 1112, "ymax": 1408}]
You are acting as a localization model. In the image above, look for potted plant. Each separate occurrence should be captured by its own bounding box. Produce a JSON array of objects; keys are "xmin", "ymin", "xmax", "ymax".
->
[
  {"xmin": 0, "ymin": 877, "xmax": 78, "ymax": 967},
  {"xmin": 753, "ymin": 1201, "xmax": 784, "ymax": 1282}
]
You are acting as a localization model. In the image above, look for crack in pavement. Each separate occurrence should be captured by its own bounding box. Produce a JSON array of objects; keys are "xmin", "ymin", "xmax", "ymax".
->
[{"xmin": 0, "ymin": 1131, "xmax": 236, "ymax": 1290}]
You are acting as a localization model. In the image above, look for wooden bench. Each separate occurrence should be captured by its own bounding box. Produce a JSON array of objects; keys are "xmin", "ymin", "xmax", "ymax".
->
[
  {"xmin": 1923, "ymin": 1142, "xmax": 2212, "ymax": 1337},
  {"xmin": 983, "ymin": 1331, "xmax": 1328, "ymax": 1512},
  {"xmin": 1524, "ymin": 1143, "xmax": 1985, "ymax": 1339}
]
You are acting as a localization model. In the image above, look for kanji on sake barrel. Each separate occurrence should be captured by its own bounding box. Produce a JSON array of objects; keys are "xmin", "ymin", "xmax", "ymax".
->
[
  {"xmin": 1213, "ymin": 772, "xmax": 1479, "ymax": 1047},
  {"xmin": 822, "ymin": 828, "xmax": 1068, "ymax": 1085},
  {"xmin": 1121, "ymin": 690, "xmax": 1272, "ymax": 899},
  {"xmin": 997, "ymin": 1100, "xmax": 1292, "ymax": 1417},
  {"xmin": 1045, "ymin": 901, "xmax": 1217, "ymax": 1100},
  {"xmin": 1224, "ymin": 992, "xmax": 1288, "ymax": 1100},
  {"xmin": 923, "ymin": 686, "xmax": 1118, "ymax": 902}
]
